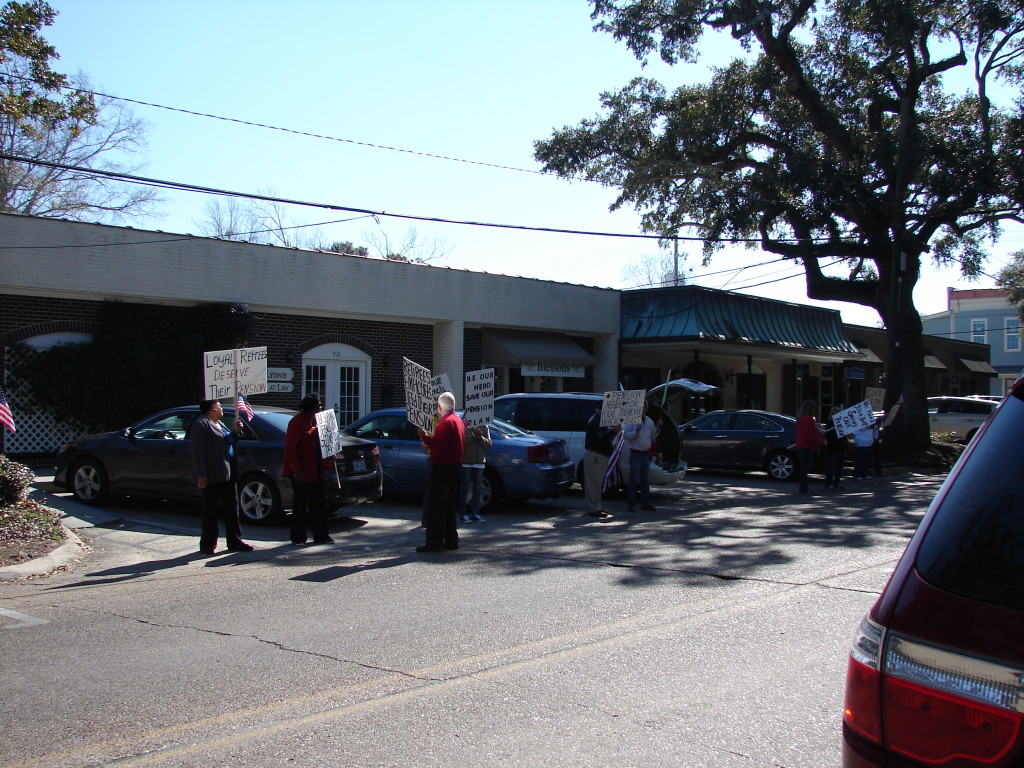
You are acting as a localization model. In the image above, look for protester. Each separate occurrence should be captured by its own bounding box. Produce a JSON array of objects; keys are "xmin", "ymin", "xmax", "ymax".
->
[
  {"xmin": 852, "ymin": 422, "xmax": 875, "ymax": 480},
  {"xmin": 190, "ymin": 399, "xmax": 253, "ymax": 555},
  {"xmin": 459, "ymin": 421, "xmax": 491, "ymax": 523},
  {"xmin": 583, "ymin": 402, "xmax": 618, "ymax": 518},
  {"xmin": 823, "ymin": 405, "xmax": 849, "ymax": 491},
  {"xmin": 795, "ymin": 399, "xmax": 825, "ymax": 494},
  {"xmin": 417, "ymin": 392, "xmax": 465, "ymax": 552},
  {"xmin": 283, "ymin": 393, "xmax": 333, "ymax": 545},
  {"xmin": 621, "ymin": 400, "xmax": 659, "ymax": 513}
]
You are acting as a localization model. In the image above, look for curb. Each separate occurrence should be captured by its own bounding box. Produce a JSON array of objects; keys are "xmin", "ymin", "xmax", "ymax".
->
[{"xmin": 0, "ymin": 523, "xmax": 88, "ymax": 583}]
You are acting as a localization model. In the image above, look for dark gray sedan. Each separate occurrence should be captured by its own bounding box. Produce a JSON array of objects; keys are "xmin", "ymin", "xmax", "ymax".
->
[
  {"xmin": 345, "ymin": 408, "xmax": 575, "ymax": 511},
  {"xmin": 679, "ymin": 409, "xmax": 804, "ymax": 480},
  {"xmin": 53, "ymin": 405, "xmax": 383, "ymax": 524}
]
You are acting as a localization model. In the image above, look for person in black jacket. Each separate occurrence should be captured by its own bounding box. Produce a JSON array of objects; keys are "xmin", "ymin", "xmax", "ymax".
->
[
  {"xmin": 190, "ymin": 399, "xmax": 253, "ymax": 555},
  {"xmin": 823, "ymin": 405, "xmax": 849, "ymax": 492}
]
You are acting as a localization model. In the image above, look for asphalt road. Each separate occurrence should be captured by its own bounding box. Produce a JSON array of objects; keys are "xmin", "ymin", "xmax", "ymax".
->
[{"xmin": 0, "ymin": 469, "xmax": 943, "ymax": 768}]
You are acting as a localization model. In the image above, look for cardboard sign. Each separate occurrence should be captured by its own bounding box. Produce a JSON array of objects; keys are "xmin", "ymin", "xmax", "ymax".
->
[
  {"xmin": 404, "ymin": 357, "xmax": 435, "ymax": 434},
  {"xmin": 203, "ymin": 346, "xmax": 269, "ymax": 399},
  {"xmin": 463, "ymin": 368, "xmax": 495, "ymax": 427},
  {"xmin": 865, "ymin": 387, "xmax": 885, "ymax": 411},
  {"xmin": 431, "ymin": 373, "xmax": 453, "ymax": 399},
  {"xmin": 601, "ymin": 390, "xmax": 646, "ymax": 427},
  {"xmin": 832, "ymin": 400, "xmax": 876, "ymax": 438},
  {"xmin": 315, "ymin": 409, "xmax": 343, "ymax": 459}
]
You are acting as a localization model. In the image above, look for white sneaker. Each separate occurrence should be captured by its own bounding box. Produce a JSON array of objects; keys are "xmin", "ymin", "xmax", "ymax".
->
[
  {"xmin": 459, "ymin": 515, "xmax": 471, "ymax": 523},
  {"xmin": 471, "ymin": 514, "xmax": 485, "ymax": 523}
]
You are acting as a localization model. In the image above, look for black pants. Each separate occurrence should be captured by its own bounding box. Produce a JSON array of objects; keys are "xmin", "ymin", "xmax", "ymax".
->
[
  {"xmin": 290, "ymin": 479, "xmax": 328, "ymax": 543},
  {"xmin": 200, "ymin": 480, "xmax": 244, "ymax": 552},
  {"xmin": 425, "ymin": 463, "xmax": 460, "ymax": 549}
]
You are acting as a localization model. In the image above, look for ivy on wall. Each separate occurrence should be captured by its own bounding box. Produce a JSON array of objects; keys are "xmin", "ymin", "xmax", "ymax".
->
[{"xmin": 11, "ymin": 301, "xmax": 253, "ymax": 432}]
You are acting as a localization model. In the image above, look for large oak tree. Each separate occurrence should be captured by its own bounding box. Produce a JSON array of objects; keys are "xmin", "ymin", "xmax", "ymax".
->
[{"xmin": 535, "ymin": 0, "xmax": 1024, "ymax": 447}]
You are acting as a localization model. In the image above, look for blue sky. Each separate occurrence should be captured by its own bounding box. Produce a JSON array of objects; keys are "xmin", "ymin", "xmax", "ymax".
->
[{"xmin": 43, "ymin": 2, "xmax": 1012, "ymax": 326}]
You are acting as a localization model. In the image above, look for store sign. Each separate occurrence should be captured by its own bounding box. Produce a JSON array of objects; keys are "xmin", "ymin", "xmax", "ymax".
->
[
  {"xmin": 268, "ymin": 382, "xmax": 294, "ymax": 393},
  {"xmin": 521, "ymin": 362, "xmax": 584, "ymax": 378},
  {"xmin": 268, "ymin": 367, "xmax": 293, "ymax": 382}
]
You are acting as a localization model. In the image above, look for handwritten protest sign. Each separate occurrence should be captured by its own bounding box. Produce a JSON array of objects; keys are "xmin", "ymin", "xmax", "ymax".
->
[
  {"xmin": 404, "ymin": 357, "xmax": 435, "ymax": 434},
  {"xmin": 203, "ymin": 346, "xmax": 268, "ymax": 399},
  {"xmin": 463, "ymin": 368, "xmax": 494, "ymax": 427},
  {"xmin": 601, "ymin": 390, "xmax": 646, "ymax": 427},
  {"xmin": 832, "ymin": 400, "xmax": 876, "ymax": 438},
  {"xmin": 865, "ymin": 387, "xmax": 885, "ymax": 412},
  {"xmin": 430, "ymin": 373, "xmax": 453, "ymax": 399},
  {"xmin": 315, "ymin": 409, "xmax": 343, "ymax": 459}
]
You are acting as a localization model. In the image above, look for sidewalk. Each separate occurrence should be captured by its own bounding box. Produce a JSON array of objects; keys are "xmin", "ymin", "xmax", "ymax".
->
[{"xmin": 0, "ymin": 481, "xmax": 121, "ymax": 583}]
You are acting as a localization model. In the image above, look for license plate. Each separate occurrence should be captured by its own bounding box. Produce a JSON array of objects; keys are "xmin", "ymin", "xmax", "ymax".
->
[{"xmin": 353, "ymin": 458, "xmax": 367, "ymax": 474}]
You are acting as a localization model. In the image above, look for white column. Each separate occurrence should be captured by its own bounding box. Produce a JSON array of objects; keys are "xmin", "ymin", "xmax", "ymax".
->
[
  {"xmin": 433, "ymin": 320, "xmax": 465, "ymax": 404},
  {"xmin": 592, "ymin": 333, "xmax": 619, "ymax": 392}
]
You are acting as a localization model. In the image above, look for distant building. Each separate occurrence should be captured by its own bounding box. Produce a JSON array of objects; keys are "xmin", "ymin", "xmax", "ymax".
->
[{"xmin": 921, "ymin": 288, "xmax": 1020, "ymax": 395}]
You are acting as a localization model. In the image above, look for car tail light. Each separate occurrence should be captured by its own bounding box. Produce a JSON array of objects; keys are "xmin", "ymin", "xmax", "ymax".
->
[
  {"xmin": 844, "ymin": 616, "xmax": 1024, "ymax": 765},
  {"xmin": 527, "ymin": 444, "xmax": 551, "ymax": 463},
  {"xmin": 370, "ymin": 445, "xmax": 380, "ymax": 465}
]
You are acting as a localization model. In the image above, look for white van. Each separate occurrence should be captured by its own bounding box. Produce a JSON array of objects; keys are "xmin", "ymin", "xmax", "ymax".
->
[{"xmin": 494, "ymin": 392, "xmax": 683, "ymax": 485}]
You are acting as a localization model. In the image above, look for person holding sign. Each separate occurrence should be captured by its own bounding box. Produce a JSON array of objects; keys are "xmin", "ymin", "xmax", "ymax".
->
[
  {"xmin": 417, "ymin": 391, "xmax": 465, "ymax": 552},
  {"xmin": 584, "ymin": 402, "xmax": 618, "ymax": 518},
  {"xmin": 460, "ymin": 421, "xmax": 492, "ymax": 523},
  {"xmin": 621, "ymin": 401, "xmax": 659, "ymax": 513},
  {"xmin": 795, "ymin": 399, "xmax": 826, "ymax": 494},
  {"xmin": 283, "ymin": 393, "xmax": 334, "ymax": 545},
  {"xmin": 190, "ymin": 399, "xmax": 254, "ymax": 555}
]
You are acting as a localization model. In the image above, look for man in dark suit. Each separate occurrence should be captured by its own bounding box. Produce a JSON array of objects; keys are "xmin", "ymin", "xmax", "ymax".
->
[{"xmin": 190, "ymin": 399, "xmax": 253, "ymax": 555}]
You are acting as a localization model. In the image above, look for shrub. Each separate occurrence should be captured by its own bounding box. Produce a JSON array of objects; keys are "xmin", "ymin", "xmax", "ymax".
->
[{"xmin": 0, "ymin": 454, "xmax": 35, "ymax": 507}]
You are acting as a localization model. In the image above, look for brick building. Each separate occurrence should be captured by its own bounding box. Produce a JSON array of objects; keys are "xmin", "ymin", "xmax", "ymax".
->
[{"xmin": 0, "ymin": 214, "xmax": 620, "ymax": 454}]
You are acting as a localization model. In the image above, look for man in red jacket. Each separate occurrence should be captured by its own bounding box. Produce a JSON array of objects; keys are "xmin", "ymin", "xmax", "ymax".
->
[
  {"xmin": 417, "ymin": 391, "xmax": 465, "ymax": 552},
  {"xmin": 283, "ymin": 393, "xmax": 333, "ymax": 545}
]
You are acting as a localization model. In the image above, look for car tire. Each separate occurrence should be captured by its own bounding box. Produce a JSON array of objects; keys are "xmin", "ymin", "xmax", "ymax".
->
[
  {"xmin": 479, "ymin": 468, "xmax": 504, "ymax": 512},
  {"xmin": 766, "ymin": 450, "xmax": 796, "ymax": 481},
  {"xmin": 238, "ymin": 474, "xmax": 282, "ymax": 525},
  {"xmin": 71, "ymin": 458, "xmax": 109, "ymax": 505}
]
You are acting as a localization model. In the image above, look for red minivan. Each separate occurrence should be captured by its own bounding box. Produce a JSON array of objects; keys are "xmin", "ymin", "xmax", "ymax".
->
[{"xmin": 842, "ymin": 383, "xmax": 1024, "ymax": 767}]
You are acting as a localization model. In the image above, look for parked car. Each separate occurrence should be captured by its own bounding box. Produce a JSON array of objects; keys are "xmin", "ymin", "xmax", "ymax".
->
[
  {"xmin": 678, "ymin": 409, "xmax": 809, "ymax": 481},
  {"xmin": 927, "ymin": 396, "xmax": 997, "ymax": 442},
  {"xmin": 54, "ymin": 405, "xmax": 383, "ymax": 524},
  {"xmin": 344, "ymin": 408, "xmax": 574, "ymax": 510},
  {"xmin": 842, "ymin": 381, "xmax": 1024, "ymax": 767},
  {"xmin": 493, "ymin": 392, "xmax": 684, "ymax": 485}
]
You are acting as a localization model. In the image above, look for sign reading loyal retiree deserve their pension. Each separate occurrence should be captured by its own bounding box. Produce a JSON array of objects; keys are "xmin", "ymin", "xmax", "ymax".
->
[
  {"xmin": 404, "ymin": 357, "xmax": 435, "ymax": 434},
  {"xmin": 832, "ymin": 400, "xmax": 876, "ymax": 438},
  {"xmin": 601, "ymin": 390, "xmax": 646, "ymax": 427},
  {"xmin": 463, "ymin": 368, "xmax": 494, "ymax": 427},
  {"xmin": 203, "ymin": 346, "xmax": 268, "ymax": 399}
]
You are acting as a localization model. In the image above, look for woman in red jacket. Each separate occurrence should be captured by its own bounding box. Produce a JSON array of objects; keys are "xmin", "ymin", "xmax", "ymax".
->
[
  {"xmin": 795, "ymin": 399, "xmax": 825, "ymax": 494},
  {"xmin": 283, "ymin": 393, "xmax": 333, "ymax": 545}
]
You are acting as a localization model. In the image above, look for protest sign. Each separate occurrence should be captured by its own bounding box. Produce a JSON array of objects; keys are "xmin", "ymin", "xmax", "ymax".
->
[
  {"xmin": 832, "ymin": 400, "xmax": 876, "ymax": 438},
  {"xmin": 601, "ymin": 390, "xmax": 646, "ymax": 426},
  {"xmin": 865, "ymin": 387, "xmax": 885, "ymax": 411},
  {"xmin": 203, "ymin": 346, "xmax": 268, "ymax": 399},
  {"xmin": 315, "ymin": 409, "xmax": 343, "ymax": 459},
  {"xmin": 463, "ymin": 368, "xmax": 495, "ymax": 427},
  {"xmin": 430, "ymin": 373, "xmax": 453, "ymax": 399},
  {"xmin": 404, "ymin": 357, "xmax": 435, "ymax": 433}
]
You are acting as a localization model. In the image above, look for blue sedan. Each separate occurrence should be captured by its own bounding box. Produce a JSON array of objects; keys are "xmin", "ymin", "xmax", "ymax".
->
[{"xmin": 345, "ymin": 408, "xmax": 575, "ymax": 511}]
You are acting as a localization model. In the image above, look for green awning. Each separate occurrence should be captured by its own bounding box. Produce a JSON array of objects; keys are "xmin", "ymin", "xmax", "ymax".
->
[{"xmin": 620, "ymin": 286, "xmax": 860, "ymax": 355}]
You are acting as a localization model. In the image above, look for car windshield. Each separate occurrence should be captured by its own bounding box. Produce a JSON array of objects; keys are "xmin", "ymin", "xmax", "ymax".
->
[
  {"xmin": 488, "ymin": 417, "xmax": 532, "ymax": 438},
  {"xmin": 916, "ymin": 391, "xmax": 1024, "ymax": 611},
  {"xmin": 248, "ymin": 410, "xmax": 294, "ymax": 433}
]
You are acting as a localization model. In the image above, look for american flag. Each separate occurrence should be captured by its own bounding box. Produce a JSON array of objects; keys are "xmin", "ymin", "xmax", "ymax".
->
[
  {"xmin": 237, "ymin": 394, "xmax": 255, "ymax": 422},
  {"xmin": 602, "ymin": 431, "xmax": 625, "ymax": 492},
  {"xmin": 0, "ymin": 385, "xmax": 15, "ymax": 433}
]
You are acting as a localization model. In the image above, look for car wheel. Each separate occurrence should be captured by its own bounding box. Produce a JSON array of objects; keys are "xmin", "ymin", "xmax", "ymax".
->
[
  {"xmin": 71, "ymin": 459, "xmax": 109, "ymax": 505},
  {"xmin": 238, "ymin": 475, "xmax": 281, "ymax": 525},
  {"xmin": 766, "ymin": 450, "xmax": 796, "ymax": 481},
  {"xmin": 479, "ymin": 468, "xmax": 504, "ymax": 512}
]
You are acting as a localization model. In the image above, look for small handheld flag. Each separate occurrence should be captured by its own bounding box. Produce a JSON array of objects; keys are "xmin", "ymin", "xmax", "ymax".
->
[{"xmin": 237, "ymin": 394, "xmax": 255, "ymax": 422}]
